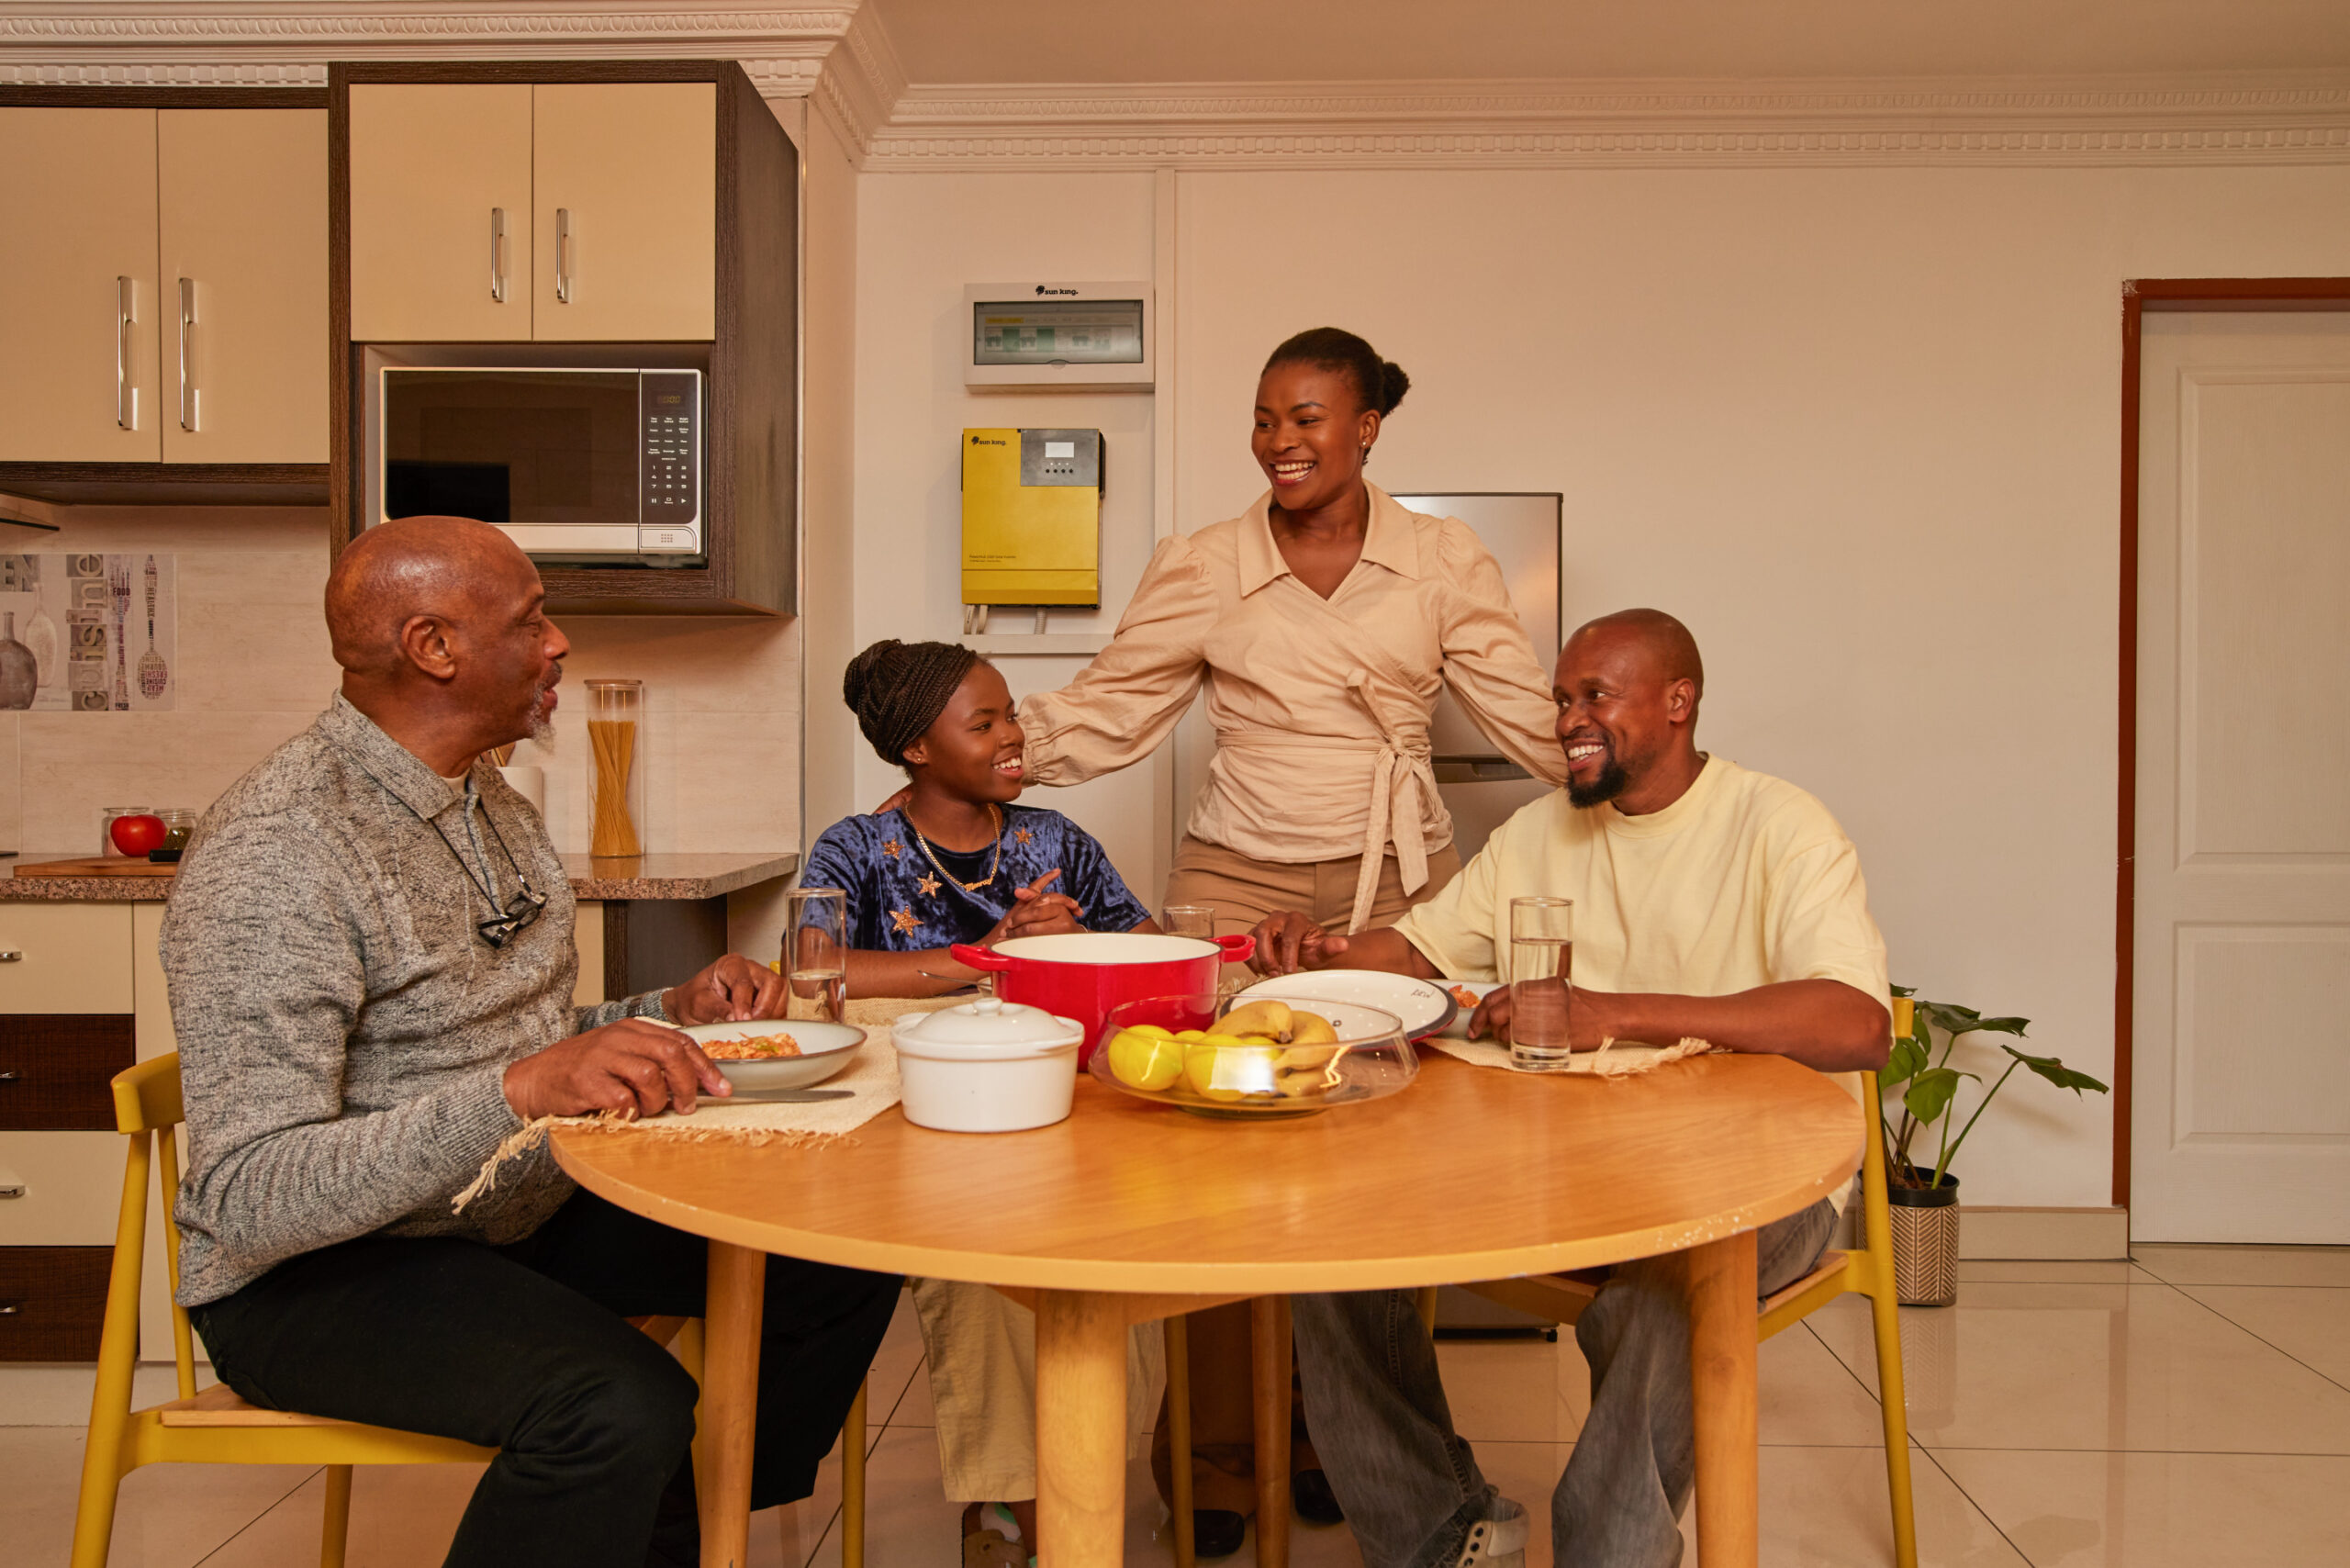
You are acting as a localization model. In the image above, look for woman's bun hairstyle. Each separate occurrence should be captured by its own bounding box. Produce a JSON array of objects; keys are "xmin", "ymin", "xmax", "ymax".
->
[
  {"xmin": 1263, "ymin": 327, "xmax": 1410, "ymax": 418},
  {"xmin": 842, "ymin": 638, "xmax": 983, "ymax": 770}
]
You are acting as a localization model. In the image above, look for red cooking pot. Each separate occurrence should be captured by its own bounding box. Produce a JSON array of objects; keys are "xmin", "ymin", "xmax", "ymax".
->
[{"xmin": 949, "ymin": 932, "xmax": 1257, "ymax": 1068}]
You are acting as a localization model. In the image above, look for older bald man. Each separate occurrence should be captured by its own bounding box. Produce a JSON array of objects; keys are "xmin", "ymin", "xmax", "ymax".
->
[{"xmin": 164, "ymin": 518, "xmax": 897, "ymax": 1568}]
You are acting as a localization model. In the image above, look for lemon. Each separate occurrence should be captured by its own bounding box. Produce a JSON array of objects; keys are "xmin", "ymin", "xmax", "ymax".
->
[{"xmin": 1106, "ymin": 1026, "xmax": 1185, "ymax": 1092}]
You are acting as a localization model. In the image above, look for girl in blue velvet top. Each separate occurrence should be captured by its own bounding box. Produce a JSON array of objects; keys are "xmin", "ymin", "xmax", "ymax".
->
[{"xmin": 802, "ymin": 639, "xmax": 1155, "ymax": 997}]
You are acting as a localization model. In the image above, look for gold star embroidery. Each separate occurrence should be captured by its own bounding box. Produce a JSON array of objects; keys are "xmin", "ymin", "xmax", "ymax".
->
[
  {"xmin": 890, "ymin": 907, "xmax": 923, "ymax": 935},
  {"xmin": 881, "ymin": 838, "xmax": 902, "ymax": 859},
  {"xmin": 1013, "ymin": 828, "xmax": 1034, "ymax": 846},
  {"xmin": 915, "ymin": 871, "xmax": 942, "ymax": 898}
]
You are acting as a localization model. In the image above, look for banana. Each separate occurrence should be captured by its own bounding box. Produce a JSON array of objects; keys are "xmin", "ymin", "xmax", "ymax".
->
[{"xmin": 1217, "ymin": 999, "xmax": 1292, "ymax": 1040}]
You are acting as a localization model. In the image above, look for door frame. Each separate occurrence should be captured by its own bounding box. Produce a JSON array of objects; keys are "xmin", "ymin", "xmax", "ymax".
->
[{"xmin": 2114, "ymin": 278, "xmax": 2350, "ymax": 1209}]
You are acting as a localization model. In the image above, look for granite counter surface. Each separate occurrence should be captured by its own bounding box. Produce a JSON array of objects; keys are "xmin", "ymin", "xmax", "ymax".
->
[{"xmin": 0, "ymin": 851, "xmax": 798, "ymax": 902}]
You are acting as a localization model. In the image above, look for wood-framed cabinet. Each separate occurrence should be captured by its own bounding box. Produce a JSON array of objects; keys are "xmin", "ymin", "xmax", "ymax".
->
[
  {"xmin": 332, "ymin": 62, "xmax": 798, "ymax": 615},
  {"xmin": 0, "ymin": 88, "xmax": 330, "ymax": 506}
]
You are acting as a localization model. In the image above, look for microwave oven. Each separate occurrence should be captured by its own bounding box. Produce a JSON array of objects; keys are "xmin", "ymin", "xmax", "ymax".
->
[{"xmin": 370, "ymin": 365, "xmax": 704, "ymax": 561}]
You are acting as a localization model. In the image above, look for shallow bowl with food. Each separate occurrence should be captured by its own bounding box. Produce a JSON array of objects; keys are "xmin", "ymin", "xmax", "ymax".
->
[
  {"xmin": 684, "ymin": 1019, "xmax": 867, "ymax": 1092},
  {"xmin": 1089, "ymin": 992, "xmax": 1416, "ymax": 1118}
]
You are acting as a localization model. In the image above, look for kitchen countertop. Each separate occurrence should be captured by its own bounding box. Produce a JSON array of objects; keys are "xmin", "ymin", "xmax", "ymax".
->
[{"xmin": 0, "ymin": 850, "xmax": 798, "ymax": 902}]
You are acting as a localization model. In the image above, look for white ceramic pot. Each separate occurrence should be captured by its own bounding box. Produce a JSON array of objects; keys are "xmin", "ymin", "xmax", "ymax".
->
[{"xmin": 893, "ymin": 998, "xmax": 1084, "ymax": 1133}]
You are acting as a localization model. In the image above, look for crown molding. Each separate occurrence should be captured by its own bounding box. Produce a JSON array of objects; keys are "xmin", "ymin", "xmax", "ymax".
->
[
  {"xmin": 4, "ymin": 10, "xmax": 2346, "ymax": 170},
  {"xmin": 0, "ymin": 4, "xmax": 856, "ymax": 95},
  {"xmin": 863, "ymin": 71, "xmax": 2350, "ymax": 170}
]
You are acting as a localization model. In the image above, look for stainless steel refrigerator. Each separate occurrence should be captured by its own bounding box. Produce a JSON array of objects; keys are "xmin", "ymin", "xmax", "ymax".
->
[{"xmin": 1391, "ymin": 491, "xmax": 1563, "ymax": 862}]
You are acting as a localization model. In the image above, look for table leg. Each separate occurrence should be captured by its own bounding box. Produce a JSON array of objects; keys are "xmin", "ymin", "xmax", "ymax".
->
[
  {"xmin": 700, "ymin": 1241, "xmax": 767, "ymax": 1568},
  {"xmin": 1250, "ymin": 1296, "xmax": 1292, "ymax": 1568},
  {"xmin": 1685, "ymin": 1229, "xmax": 1760, "ymax": 1568},
  {"xmin": 1035, "ymin": 1290, "xmax": 1130, "ymax": 1568}
]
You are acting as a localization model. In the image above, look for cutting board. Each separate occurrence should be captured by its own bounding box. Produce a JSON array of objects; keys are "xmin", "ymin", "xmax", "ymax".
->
[{"xmin": 13, "ymin": 856, "xmax": 177, "ymax": 879}]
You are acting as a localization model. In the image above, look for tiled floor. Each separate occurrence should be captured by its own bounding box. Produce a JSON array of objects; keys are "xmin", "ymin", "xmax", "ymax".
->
[{"xmin": 7, "ymin": 1245, "xmax": 2345, "ymax": 1566}]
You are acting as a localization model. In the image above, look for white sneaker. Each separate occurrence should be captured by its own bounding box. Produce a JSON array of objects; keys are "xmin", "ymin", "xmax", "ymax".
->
[{"xmin": 1450, "ymin": 1496, "xmax": 1528, "ymax": 1568}]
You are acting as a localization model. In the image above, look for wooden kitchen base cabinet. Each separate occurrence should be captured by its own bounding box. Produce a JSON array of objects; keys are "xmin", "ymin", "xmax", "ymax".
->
[{"xmin": 0, "ymin": 1246, "xmax": 110, "ymax": 1361}]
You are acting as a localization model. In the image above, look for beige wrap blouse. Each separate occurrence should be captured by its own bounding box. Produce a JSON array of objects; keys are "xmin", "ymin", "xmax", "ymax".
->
[{"xmin": 1019, "ymin": 484, "xmax": 1568, "ymax": 932}]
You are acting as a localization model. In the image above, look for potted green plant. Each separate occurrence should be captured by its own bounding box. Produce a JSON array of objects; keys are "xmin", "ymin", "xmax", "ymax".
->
[{"xmin": 1877, "ymin": 989, "xmax": 2109, "ymax": 1305}]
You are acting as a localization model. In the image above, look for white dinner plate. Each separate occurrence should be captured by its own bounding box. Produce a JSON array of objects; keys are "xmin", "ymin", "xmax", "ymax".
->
[
  {"xmin": 1434, "ymin": 980, "xmax": 1501, "ymax": 1039},
  {"xmin": 684, "ymin": 1019, "xmax": 867, "ymax": 1091},
  {"xmin": 1230, "ymin": 969, "xmax": 1459, "ymax": 1041}
]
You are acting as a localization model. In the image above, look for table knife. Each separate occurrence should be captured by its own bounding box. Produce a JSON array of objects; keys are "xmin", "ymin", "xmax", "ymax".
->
[{"xmin": 720, "ymin": 1087, "xmax": 855, "ymax": 1103}]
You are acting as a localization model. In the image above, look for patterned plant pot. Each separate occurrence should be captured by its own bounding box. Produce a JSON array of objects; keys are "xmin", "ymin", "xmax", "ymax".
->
[{"xmin": 1888, "ymin": 1172, "xmax": 1961, "ymax": 1306}]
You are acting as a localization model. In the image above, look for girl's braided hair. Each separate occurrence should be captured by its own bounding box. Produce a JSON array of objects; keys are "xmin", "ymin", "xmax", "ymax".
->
[{"xmin": 843, "ymin": 639, "xmax": 983, "ymax": 770}]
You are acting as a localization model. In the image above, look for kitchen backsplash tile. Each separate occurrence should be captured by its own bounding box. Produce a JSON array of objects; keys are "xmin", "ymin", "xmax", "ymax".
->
[{"xmin": 0, "ymin": 503, "xmax": 802, "ymax": 857}]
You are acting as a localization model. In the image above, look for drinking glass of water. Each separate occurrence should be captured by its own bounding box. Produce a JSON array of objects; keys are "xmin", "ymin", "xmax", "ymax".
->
[
  {"xmin": 1163, "ymin": 904, "xmax": 1216, "ymax": 941},
  {"xmin": 785, "ymin": 888, "xmax": 848, "ymax": 1025},
  {"xmin": 1507, "ymin": 896, "xmax": 1574, "ymax": 1071}
]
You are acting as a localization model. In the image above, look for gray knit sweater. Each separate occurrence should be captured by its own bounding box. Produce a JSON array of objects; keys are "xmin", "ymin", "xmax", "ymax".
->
[{"xmin": 165, "ymin": 696, "xmax": 666, "ymax": 1306}]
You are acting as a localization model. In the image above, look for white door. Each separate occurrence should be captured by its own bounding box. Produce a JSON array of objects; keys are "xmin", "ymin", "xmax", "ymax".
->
[{"xmin": 2133, "ymin": 310, "xmax": 2350, "ymax": 1242}]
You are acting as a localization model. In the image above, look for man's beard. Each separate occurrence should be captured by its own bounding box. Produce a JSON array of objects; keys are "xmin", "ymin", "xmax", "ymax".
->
[
  {"xmin": 526, "ymin": 683, "xmax": 558, "ymax": 745},
  {"xmin": 1566, "ymin": 753, "xmax": 1630, "ymax": 809}
]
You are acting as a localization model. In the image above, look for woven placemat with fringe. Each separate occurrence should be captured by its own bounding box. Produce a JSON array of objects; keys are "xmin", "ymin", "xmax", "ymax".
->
[
  {"xmin": 454, "ymin": 994, "xmax": 972, "ymax": 1213},
  {"xmin": 1424, "ymin": 1032, "xmax": 1717, "ymax": 1077}
]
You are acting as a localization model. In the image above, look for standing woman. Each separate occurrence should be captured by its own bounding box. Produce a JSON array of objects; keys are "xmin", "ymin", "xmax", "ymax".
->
[{"xmin": 1013, "ymin": 327, "xmax": 1568, "ymax": 1548}]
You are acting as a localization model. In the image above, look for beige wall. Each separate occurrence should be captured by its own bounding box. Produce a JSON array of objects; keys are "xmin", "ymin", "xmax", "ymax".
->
[
  {"xmin": 851, "ymin": 158, "xmax": 2350, "ymax": 1208},
  {"xmin": 849, "ymin": 173, "xmax": 1169, "ymax": 895},
  {"xmin": 0, "ymin": 501, "xmax": 800, "ymax": 866}
]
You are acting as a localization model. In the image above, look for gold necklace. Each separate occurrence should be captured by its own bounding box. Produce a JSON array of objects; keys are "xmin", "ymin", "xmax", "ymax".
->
[{"xmin": 911, "ymin": 804, "xmax": 1003, "ymax": 893}]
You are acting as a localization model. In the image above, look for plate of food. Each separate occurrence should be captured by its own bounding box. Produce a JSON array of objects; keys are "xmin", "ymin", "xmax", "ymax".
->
[
  {"xmin": 1427, "ymin": 980, "xmax": 1501, "ymax": 1038},
  {"xmin": 682, "ymin": 1019, "xmax": 867, "ymax": 1091},
  {"xmin": 1228, "ymin": 969, "xmax": 1459, "ymax": 1041}
]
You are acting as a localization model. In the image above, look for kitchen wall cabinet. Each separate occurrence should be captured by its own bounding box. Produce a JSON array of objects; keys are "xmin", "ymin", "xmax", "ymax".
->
[
  {"xmin": 333, "ymin": 62, "xmax": 799, "ymax": 614},
  {"xmin": 532, "ymin": 84, "xmax": 717, "ymax": 342},
  {"xmin": 348, "ymin": 84, "xmax": 533, "ymax": 343},
  {"xmin": 0, "ymin": 89, "xmax": 330, "ymax": 506},
  {"xmin": 349, "ymin": 81, "xmax": 715, "ymax": 344},
  {"xmin": 159, "ymin": 110, "xmax": 330, "ymax": 463},
  {"xmin": 0, "ymin": 108, "xmax": 162, "ymax": 464}
]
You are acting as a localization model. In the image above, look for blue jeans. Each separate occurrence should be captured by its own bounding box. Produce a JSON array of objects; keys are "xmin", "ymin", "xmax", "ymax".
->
[{"xmin": 1292, "ymin": 1199, "xmax": 1838, "ymax": 1568}]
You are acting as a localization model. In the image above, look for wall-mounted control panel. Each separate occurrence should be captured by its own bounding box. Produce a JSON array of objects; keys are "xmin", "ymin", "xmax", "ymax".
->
[{"xmin": 963, "ymin": 283, "xmax": 1154, "ymax": 392}]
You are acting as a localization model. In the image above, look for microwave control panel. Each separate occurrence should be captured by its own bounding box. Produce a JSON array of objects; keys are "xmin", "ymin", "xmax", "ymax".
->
[{"xmin": 639, "ymin": 370, "xmax": 703, "ymax": 551}]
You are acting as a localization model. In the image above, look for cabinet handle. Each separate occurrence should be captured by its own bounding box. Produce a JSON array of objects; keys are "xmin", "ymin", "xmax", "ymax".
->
[
  {"xmin": 177, "ymin": 277, "xmax": 198, "ymax": 433},
  {"xmin": 0, "ymin": 1300, "xmax": 21, "ymax": 1316},
  {"xmin": 555, "ymin": 208, "xmax": 573, "ymax": 304},
  {"xmin": 489, "ymin": 207, "xmax": 508, "ymax": 304},
  {"xmin": 0, "ymin": 950, "xmax": 19, "ymax": 961},
  {"xmin": 0, "ymin": 1182, "xmax": 22, "ymax": 1199},
  {"xmin": 0, "ymin": 1070, "xmax": 17, "ymax": 1081},
  {"xmin": 116, "ymin": 276, "xmax": 136, "ymax": 431}
]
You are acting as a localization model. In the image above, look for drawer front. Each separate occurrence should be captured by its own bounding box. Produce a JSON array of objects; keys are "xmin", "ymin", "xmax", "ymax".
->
[
  {"xmin": 0, "ymin": 1130, "xmax": 127, "ymax": 1244},
  {"xmin": 0, "ymin": 903, "xmax": 134, "ymax": 1014},
  {"xmin": 0, "ymin": 1246, "xmax": 111, "ymax": 1361},
  {"xmin": 0, "ymin": 1016, "xmax": 137, "ymax": 1129}
]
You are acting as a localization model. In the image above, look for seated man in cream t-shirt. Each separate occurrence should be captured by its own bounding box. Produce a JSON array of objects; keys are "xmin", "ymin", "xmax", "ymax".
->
[{"xmin": 1248, "ymin": 609, "xmax": 1890, "ymax": 1568}]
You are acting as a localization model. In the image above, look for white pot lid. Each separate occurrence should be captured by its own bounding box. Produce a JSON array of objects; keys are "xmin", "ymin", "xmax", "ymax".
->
[{"xmin": 893, "ymin": 998, "xmax": 1084, "ymax": 1059}]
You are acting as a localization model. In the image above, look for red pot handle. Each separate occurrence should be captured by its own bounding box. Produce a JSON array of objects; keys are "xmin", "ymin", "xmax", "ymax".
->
[
  {"xmin": 1215, "ymin": 933, "xmax": 1257, "ymax": 966},
  {"xmin": 950, "ymin": 943, "xmax": 1013, "ymax": 972}
]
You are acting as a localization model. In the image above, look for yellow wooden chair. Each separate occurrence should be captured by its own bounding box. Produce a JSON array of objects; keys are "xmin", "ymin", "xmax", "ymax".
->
[
  {"xmin": 71, "ymin": 1054, "xmax": 870, "ymax": 1568},
  {"xmin": 1457, "ymin": 1013, "xmax": 1919, "ymax": 1568},
  {"xmin": 1166, "ymin": 1003, "xmax": 1919, "ymax": 1568}
]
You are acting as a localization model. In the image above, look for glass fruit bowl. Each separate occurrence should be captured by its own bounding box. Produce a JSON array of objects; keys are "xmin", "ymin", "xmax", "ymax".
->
[{"xmin": 1088, "ymin": 991, "xmax": 1418, "ymax": 1118}]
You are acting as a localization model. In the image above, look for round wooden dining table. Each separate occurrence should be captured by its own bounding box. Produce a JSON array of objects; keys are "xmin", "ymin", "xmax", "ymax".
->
[{"xmin": 553, "ymin": 1049, "xmax": 1859, "ymax": 1568}]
